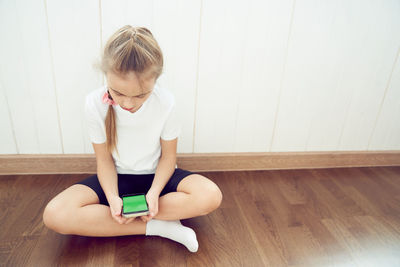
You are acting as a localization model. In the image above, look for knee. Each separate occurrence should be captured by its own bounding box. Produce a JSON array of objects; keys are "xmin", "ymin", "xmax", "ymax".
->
[
  {"xmin": 200, "ymin": 186, "xmax": 223, "ymax": 215},
  {"xmin": 42, "ymin": 201, "xmax": 72, "ymax": 235}
]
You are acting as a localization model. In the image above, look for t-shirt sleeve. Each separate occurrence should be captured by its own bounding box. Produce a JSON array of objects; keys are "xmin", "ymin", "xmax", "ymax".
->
[
  {"xmin": 84, "ymin": 96, "xmax": 107, "ymax": 144},
  {"xmin": 161, "ymin": 102, "xmax": 182, "ymax": 141}
]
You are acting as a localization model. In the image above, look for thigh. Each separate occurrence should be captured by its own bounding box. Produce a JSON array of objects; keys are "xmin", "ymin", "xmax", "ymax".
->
[
  {"xmin": 47, "ymin": 181, "xmax": 100, "ymax": 211},
  {"xmin": 74, "ymin": 174, "xmax": 108, "ymax": 205},
  {"xmin": 160, "ymin": 168, "xmax": 201, "ymax": 196},
  {"xmin": 176, "ymin": 173, "xmax": 220, "ymax": 195}
]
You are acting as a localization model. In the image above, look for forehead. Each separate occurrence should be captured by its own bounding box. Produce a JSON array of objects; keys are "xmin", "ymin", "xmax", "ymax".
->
[{"xmin": 107, "ymin": 71, "xmax": 153, "ymax": 94}]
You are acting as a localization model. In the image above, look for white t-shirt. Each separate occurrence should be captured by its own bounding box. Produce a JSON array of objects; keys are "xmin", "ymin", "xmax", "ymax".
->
[{"xmin": 84, "ymin": 82, "xmax": 181, "ymax": 174}]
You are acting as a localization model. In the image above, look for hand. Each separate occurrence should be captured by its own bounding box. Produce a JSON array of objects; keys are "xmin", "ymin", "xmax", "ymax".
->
[
  {"xmin": 140, "ymin": 189, "xmax": 160, "ymax": 222},
  {"xmin": 109, "ymin": 195, "xmax": 137, "ymax": 224}
]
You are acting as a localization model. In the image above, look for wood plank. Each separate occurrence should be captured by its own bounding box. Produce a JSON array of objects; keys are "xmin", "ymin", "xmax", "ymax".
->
[{"xmin": 0, "ymin": 167, "xmax": 399, "ymax": 266}]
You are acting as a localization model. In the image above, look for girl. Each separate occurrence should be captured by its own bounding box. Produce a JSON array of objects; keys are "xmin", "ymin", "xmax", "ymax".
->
[{"xmin": 42, "ymin": 25, "xmax": 223, "ymax": 253}]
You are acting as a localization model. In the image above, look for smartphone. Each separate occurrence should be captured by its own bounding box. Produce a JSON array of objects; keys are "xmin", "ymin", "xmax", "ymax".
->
[{"xmin": 122, "ymin": 193, "xmax": 150, "ymax": 218}]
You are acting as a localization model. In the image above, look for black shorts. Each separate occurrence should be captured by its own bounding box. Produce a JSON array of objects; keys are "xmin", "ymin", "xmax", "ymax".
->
[{"xmin": 74, "ymin": 168, "xmax": 198, "ymax": 206}]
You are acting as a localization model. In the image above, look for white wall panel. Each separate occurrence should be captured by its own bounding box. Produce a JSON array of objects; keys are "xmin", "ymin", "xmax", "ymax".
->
[
  {"xmin": 0, "ymin": 1, "xmax": 47, "ymax": 153},
  {"xmin": 369, "ymin": 48, "xmax": 400, "ymax": 150},
  {"xmin": 0, "ymin": 83, "xmax": 16, "ymax": 154},
  {"xmin": 272, "ymin": 0, "xmax": 400, "ymax": 152},
  {"xmin": 101, "ymin": 0, "xmax": 154, "ymax": 43},
  {"xmin": 153, "ymin": 0, "xmax": 201, "ymax": 153},
  {"xmin": 195, "ymin": 0, "xmax": 249, "ymax": 152},
  {"xmin": 46, "ymin": 0, "xmax": 102, "ymax": 154},
  {"xmin": 1, "ymin": 0, "xmax": 399, "ymax": 155},
  {"xmin": 234, "ymin": 0, "xmax": 294, "ymax": 152},
  {"xmin": 16, "ymin": 0, "xmax": 63, "ymax": 153},
  {"xmin": 337, "ymin": 0, "xmax": 400, "ymax": 151},
  {"xmin": 273, "ymin": 0, "xmax": 353, "ymax": 152}
]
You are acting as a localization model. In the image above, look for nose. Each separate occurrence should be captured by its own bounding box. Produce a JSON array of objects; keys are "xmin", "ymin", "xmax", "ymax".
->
[{"xmin": 122, "ymin": 98, "xmax": 137, "ymax": 109}]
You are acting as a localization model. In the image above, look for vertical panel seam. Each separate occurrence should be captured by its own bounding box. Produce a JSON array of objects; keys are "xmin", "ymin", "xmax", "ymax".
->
[
  {"xmin": 0, "ymin": 79, "xmax": 19, "ymax": 153},
  {"xmin": 367, "ymin": 45, "xmax": 400, "ymax": 150},
  {"xmin": 99, "ymin": 0, "xmax": 103, "ymax": 86},
  {"xmin": 269, "ymin": 0, "xmax": 296, "ymax": 152},
  {"xmin": 43, "ymin": 0, "xmax": 64, "ymax": 154},
  {"xmin": 14, "ymin": 2, "xmax": 39, "ymax": 153},
  {"xmin": 192, "ymin": 0, "xmax": 203, "ymax": 153},
  {"xmin": 233, "ymin": 1, "xmax": 250, "ymax": 152}
]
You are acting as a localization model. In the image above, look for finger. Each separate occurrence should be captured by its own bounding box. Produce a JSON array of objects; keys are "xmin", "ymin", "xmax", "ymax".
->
[
  {"xmin": 118, "ymin": 216, "xmax": 126, "ymax": 224},
  {"xmin": 113, "ymin": 215, "xmax": 121, "ymax": 223}
]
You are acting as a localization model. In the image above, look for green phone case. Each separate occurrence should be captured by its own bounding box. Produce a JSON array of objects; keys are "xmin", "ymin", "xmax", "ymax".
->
[{"xmin": 122, "ymin": 193, "xmax": 150, "ymax": 218}]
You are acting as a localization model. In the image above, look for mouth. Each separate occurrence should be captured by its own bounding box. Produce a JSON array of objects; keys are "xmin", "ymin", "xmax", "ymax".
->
[{"xmin": 122, "ymin": 106, "xmax": 135, "ymax": 111}]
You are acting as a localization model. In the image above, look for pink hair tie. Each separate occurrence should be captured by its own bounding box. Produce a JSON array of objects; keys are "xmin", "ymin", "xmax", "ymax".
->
[{"xmin": 102, "ymin": 90, "xmax": 117, "ymax": 106}]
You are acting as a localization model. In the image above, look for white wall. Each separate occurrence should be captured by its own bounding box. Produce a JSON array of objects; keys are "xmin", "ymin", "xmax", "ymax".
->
[{"xmin": 1, "ymin": 0, "xmax": 399, "ymax": 155}]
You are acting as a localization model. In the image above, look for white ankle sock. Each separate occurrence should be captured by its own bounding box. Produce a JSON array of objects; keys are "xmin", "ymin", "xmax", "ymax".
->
[{"xmin": 145, "ymin": 219, "xmax": 198, "ymax": 252}]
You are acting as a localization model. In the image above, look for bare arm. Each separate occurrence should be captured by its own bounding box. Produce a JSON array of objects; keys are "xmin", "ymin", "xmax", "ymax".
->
[
  {"xmin": 149, "ymin": 157, "xmax": 176, "ymax": 195},
  {"xmin": 92, "ymin": 142, "xmax": 118, "ymax": 203},
  {"xmin": 149, "ymin": 137, "xmax": 178, "ymax": 195}
]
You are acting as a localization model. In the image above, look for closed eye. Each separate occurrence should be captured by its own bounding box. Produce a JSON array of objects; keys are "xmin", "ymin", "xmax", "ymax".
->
[{"xmin": 115, "ymin": 92, "xmax": 146, "ymax": 98}]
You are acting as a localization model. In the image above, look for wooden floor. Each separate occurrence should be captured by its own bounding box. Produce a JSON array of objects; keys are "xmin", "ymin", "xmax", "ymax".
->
[{"xmin": 1, "ymin": 166, "xmax": 399, "ymax": 267}]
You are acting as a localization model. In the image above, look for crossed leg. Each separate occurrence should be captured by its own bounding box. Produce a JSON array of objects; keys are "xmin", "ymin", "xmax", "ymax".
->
[
  {"xmin": 42, "ymin": 174, "xmax": 222, "ymax": 236},
  {"xmin": 153, "ymin": 173, "xmax": 223, "ymax": 221}
]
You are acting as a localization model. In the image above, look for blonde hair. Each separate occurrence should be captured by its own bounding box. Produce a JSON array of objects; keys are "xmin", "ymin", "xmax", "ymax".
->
[{"xmin": 93, "ymin": 25, "xmax": 164, "ymax": 156}]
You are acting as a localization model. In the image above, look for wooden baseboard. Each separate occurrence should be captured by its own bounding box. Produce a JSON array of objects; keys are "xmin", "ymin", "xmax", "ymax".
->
[{"xmin": 0, "ymin": 150, "xmax": 399, "ymax": 175}]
